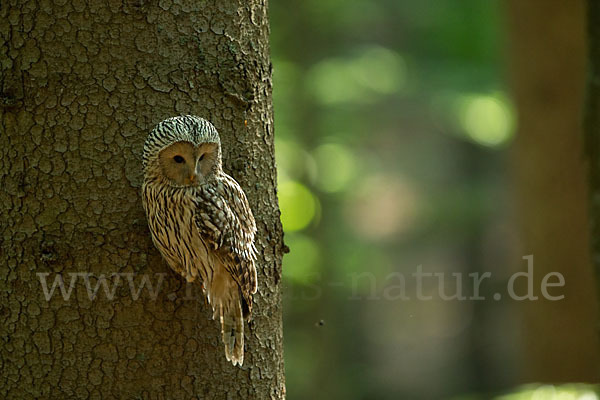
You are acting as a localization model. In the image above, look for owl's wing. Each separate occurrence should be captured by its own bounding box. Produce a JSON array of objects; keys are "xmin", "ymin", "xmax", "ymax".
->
[{"xmin": 192, "ymin": 175, "xmax": 258, "ymax": 299}]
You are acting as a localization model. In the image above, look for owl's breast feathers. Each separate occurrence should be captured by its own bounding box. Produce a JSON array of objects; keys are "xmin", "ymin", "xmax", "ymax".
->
[
  {"xmin": 142, "ymin": 173, "xmax": 258, "ymax": 316},
  {"xmin": 142, "ymin": 183, "xmax": 206, "ymax": 283}
]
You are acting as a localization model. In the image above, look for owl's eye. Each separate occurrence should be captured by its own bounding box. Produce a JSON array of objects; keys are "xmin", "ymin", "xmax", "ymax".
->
[
  {"xmin": 173, "ymin": 155, "xmax": 185, "ymax": 164},
  {"xmin": 199, "ymin": 154, "xmax": 205, "ymax": 162}
]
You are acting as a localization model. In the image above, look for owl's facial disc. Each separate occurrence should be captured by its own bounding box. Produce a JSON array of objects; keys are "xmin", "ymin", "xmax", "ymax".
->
[
  {"xmin": 158, "ymin": 141, "xmax": 218, "ymax": 186},
  {"xmin": 158, "ymin": 141, "xmax": 197, "ymax": 186},
  {"xmin": 194, "ymin": 142, "xmax": 218, "ymax": 181}
]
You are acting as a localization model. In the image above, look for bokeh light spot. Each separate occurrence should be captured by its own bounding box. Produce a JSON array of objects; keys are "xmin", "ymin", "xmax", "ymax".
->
[
  {"xmin": 307, "ymin": 46, "xmax": 407, "ymax": 105},
  {"xmin": 276, "ymin": 139, "xmax": 317, "ymax": 184},
  {"xmin": 458, "ymin": 94, "xmax": 514, "ymax": 147},
  {"xmin": 353, "ymin": 46, "xmax": 406, "ymax": 95},
  {"xmin": 282, "ymin": 233, "xmax": 320, "ymax": 284},
  {"xmin": 279, "ymin": 181, "xmax": 317, "ymax": 232},
  {"xmin": 497, "ymin": 385, "xmax": 599, "ymax": 400},
  {"xmin": 345, "ymin": 174, "xmax": 419, "ymax": 240},
  {"xmin": 313, "ymin": 143, "xmax": 356, "ymax": 193}
]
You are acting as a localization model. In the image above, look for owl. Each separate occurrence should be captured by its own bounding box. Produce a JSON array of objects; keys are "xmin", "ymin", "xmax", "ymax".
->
[{"xmin": 141, "ymin": 115, "xmax": 257, "ymax": 366}]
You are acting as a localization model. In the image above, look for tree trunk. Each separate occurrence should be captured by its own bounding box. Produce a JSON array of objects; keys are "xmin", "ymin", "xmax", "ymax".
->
[
  {"xmin": 507, "ymin": 0, "xmax": 600, "ymax": 382},
  {"xmin": 586, "ymin": 0, "xmax": 600, "ymax": 314},
  {"xmin": 0, "ymin": 1, "xmax": 285, "ymax": 398}
]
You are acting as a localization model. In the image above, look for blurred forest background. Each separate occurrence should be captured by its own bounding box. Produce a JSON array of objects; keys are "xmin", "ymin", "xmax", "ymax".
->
[{"xmin": 270, "ymin": 0, "xmax": 600, "ymax": 398}]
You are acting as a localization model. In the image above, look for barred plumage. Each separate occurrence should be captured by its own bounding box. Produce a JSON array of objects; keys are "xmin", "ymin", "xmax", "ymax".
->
[{"xmin": 141, "ymin": 115, "xmax": 257, "ymax": 366}]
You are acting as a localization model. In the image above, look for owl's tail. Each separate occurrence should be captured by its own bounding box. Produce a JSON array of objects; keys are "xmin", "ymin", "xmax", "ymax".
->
[{"xmin": 210, "ymin": 288, "xmax": 245, "ymax": 366}]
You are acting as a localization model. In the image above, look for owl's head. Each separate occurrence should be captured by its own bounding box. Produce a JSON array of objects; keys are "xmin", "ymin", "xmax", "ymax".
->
[{"xmin": 142, "ymin": 115, "xmax": 222, "ymax": 187}]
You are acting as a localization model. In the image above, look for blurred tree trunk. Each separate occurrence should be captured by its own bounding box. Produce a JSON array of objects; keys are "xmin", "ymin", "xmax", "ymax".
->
[
  {"xmin": 0, "ymin": 1, "xmax": 285, "ymax": 398},
  {"xmin": 507, "ymin": 0, "xmax": 600, "ymax": 382},
  {"xmin": 587, "ymin": 0, "xmax": 600, "ymax": 314}
]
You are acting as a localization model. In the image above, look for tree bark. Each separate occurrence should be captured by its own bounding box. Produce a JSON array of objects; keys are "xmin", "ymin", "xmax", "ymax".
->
[
  {"xmin": 508, "ymin": 0, "xmax": 600, "ymax": 382},
  {"xmin": 0, "ymin": 0, "xmax": 285, "ymax": 398}
]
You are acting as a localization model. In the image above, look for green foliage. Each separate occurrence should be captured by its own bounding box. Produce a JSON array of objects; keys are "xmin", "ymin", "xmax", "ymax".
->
[{"xmin": 496, "ymin": 385, "xmax": 600, "ymax": 400}]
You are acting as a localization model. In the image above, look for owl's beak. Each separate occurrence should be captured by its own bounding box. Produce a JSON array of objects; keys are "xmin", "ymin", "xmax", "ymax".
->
[{"xmin": 189, "ymin": 173, "xmax": 197, "ymax": 184}]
